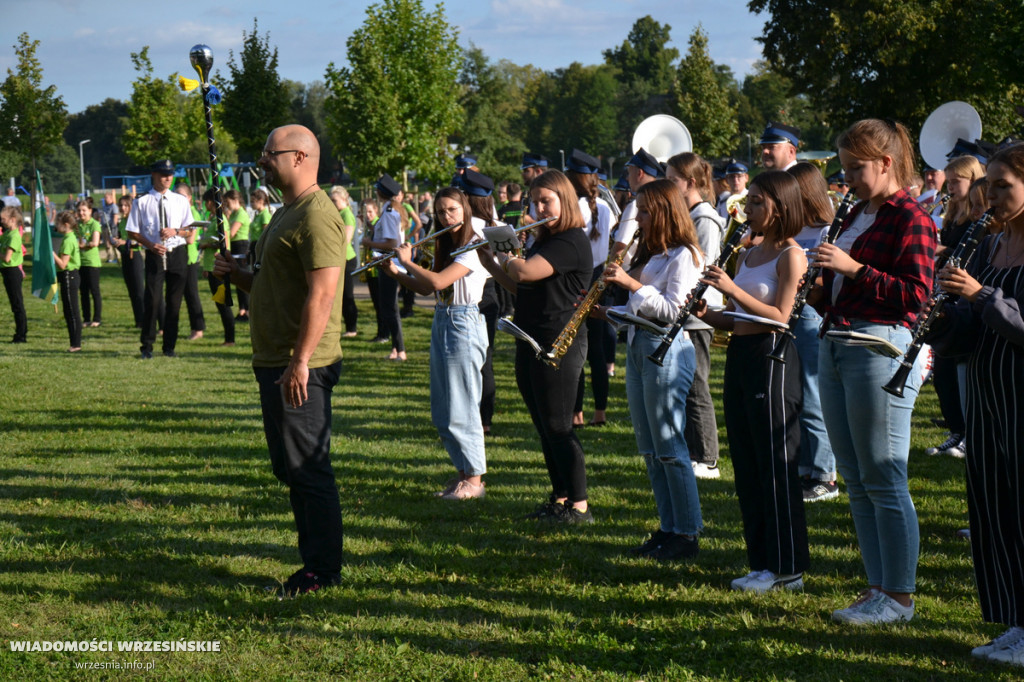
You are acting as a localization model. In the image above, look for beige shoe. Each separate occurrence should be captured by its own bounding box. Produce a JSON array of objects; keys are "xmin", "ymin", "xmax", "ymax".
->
[
  {"xmin": 433, "ymin": 476, "xmax": 461, "ymax": 497},
  {"xmin": 188, "ymin": 330, "xmax": 204, "ymax": 341},
  {"xmin": 442, "ymin": 480, "xmax": 485, "ymax": 500}
]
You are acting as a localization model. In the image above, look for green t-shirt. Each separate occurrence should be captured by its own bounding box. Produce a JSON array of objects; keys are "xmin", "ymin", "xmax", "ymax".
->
[
  {"xmin": 77, "ymin": 218, "xmax": 102, "ymax": 268},
  {"xmin": 187, "ymin": 206, "xmax": 201, "ymax": 265},
  {"xmin": 200, "ymin": 215, "xmax": 228, "ymax": 273},
  {"xmin": 340, "ymin": 206, "xmax": 356, "ymax": 260},
  {"xmin": 250, "ymin": 208, "xmax": 272, "ymax": 245},
  {"xmin": 59, "ymin": 231, "xmax": 80, "ymax": 271},
  {"xmin": 249, "ymin": 191, "xmax": 347, "ymax": 368},
  {"xmin": 230, "ymin": 207, "xmax": 251, "ymax": 242},
  {"xmin": 0, "ymin": 228, "xmax": 23, "ymax": 268}
]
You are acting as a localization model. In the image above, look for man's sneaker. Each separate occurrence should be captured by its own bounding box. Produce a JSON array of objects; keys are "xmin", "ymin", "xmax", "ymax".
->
[
  {"xmin": 926, "ymin": 433, "xmax": 962, "ymax": 456},
  {"xmin": 277, "ymin": 569, "xmax": 340, "ymax": 598},
  {"xmin": 945, "ymin": 437, "xmax": 966, "ymax": 459},
  {"xmin": 834, "ymin": 590, "xmax": 914, "ymax": 625},
  {"xmin": 643, "ymin": 533, "xmax": 699, "ymax": 561},
  {"xmin": 542, "ymin": 501, "xmax": 593, "ymax": 525},
  {"xmin": 986, "ymin": 627, "xmax": 1024, "ymax": 666},
  {"xmin": 691, "ymin": 462, "xmax": 721, "ymax": 479},
  {"xmin": 731, "ymin": 570, "xmax": 769, "ymax": 591},
  {"xmin": 972, "ymin": 626, "xmax": 1024, "ymax": 659},
  {"xmin": 441, "ymin": 479, "xmax": 485, "ymax": 500},
  {"xmin": 803, "ymin": 480, "xmax": 840, "ymax": 503},
  {"xmin": 735, "ymin": 570, "xmax": 803, "ymax": 593},
  {"xmin": 628, "ymin": 529, "xmax": 671, "ymax": 556}
]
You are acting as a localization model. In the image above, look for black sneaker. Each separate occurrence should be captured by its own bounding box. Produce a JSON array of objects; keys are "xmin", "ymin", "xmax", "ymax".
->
[
  {"xmin": 628, "ymin": 529, "xmax": 671, "ymax": 556},
  {"xmin": 802, "ymin": 480, "xmax": 839, "ymax": 502},
  {"xmin": 643, "ymin": 533, "xmax": 699, "ymax": 561},
  {"xmin": 523, "ymin": 496, "xmax": 560, "ymax": 520},
  {"xmin": 278, "ymin": 569, "xmax": 340, "ymax": 598},
  {"xmin": 542, "ymin": 501, "xmax": 593, "ymax": 525}
]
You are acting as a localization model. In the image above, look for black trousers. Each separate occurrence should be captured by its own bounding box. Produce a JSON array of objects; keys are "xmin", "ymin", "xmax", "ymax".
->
[
  {"xmin": 724, "ymin": 333, "xmax": 809, "ymax": 575},
  {"xmin": 931, "ymin": 354, "xmax": 964, "ymax": 434},
  {"xmin": 141, "ymin": 248, "xmax": 187, "ymax": 354},
  {"xmin": 206, "ymin": 273, "xmax": 235, "ymax": 343},
  {"xmin": 256, "ymin": 362, "xmax": 344, "ymax": 573},
  {"xmin": 184, "ymin": 262, "xmax": 205, "ymax": 333},
  {"xmin": 2, "ymin": 267, "xmax": 27, "ymax": 341},
  {"xmin": 231, "ymin": 240, "xmax": 250, "ymax": 312},
  {"xmin": 119, "ymin": 246, "xmax": 145, "ymax": 327},
  {"xmin": 58, "ymin": 270, "xmax": 82, "ymax": 348},
  {"xmin": 342, "ymin": 257, "xmax": 358, "ymax": 333},
  {"xmin": 78, "ymin": 265, "xmax": 102, "ymax": 324},
  {"xmin": 516, "ymin": 336, "xmax": 589, "ymax": 502},
  {"xmin": 376, "ymin": 272, "xmax": 404, "ymax": 352},
  {"xmin": 366, "ymin": 274, "xmax": 387, "ymax": 339},
  {"xmin": 479, "ymin": 279, "xmax": 499, "ymax": 427}
]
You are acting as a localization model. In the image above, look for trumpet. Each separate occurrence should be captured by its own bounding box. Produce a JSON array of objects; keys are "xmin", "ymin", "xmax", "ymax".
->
[
  {"xmin": 648, "ymin": 208, "xmax": 746, "ymax": 366},
  {"xmin": 881, "ymin": 209, "xmax": 994, "ymax": 397},
  {"xmin": 450, "ymin": 216, "xmax": 555, "ymax": 256},
  {"xmin": 352, "ymin": 221, "xmax": 462, "ymax": 275},
  {"xmin": 767, "ymin": 191, "xmax": 858, "ymax": 363}
]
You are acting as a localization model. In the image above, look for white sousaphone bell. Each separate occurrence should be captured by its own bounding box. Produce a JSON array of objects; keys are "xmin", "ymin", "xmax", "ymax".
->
[
  {"xmin": 632, "ymin": 114, "xmax": 693, "ymax": 161},
  {"xmin": 919, "ymin": 101, "xmax": 983, "ymax": 171}
]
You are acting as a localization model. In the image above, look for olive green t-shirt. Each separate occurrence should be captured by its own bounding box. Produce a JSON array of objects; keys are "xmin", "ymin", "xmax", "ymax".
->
[
  {"xmin": 0, "ymin": 228, "xmax": 23, "ymax": 268},
  {"xmin": 59, "ymin": 231, "xmax": 80, "ymax": 271},
  {"xmin": 77, "ymin": 218, "xmax": 102, "ymax": 268},
  {"xmin": 249, "ymin": 191, "xmax": 347, "ymax": 368}
]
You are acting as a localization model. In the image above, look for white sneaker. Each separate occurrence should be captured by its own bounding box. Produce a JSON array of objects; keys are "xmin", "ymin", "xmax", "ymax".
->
[
  {"xmin": 972, "ymin": 626, "xmax": 1024, "ymax": 659},
  {"xmin": 926, "ymin": 433, "xmax": 962, "ymax": 456},
  {"xmin": 738, "ymin": 571, "xmax": 804, "ymax": 593},
  {"xmin": 731, "ymin": 570, "xmax": 769, "ymax": 591},
  {"xmin": 832, "ymin": 589, "xmax": 879, "ymax": 623},
  {"xmin": 944, "ymin": 438, "xmax": 966, "ymax": 459},
  {"xmin": 835, "ymin": 591, "xmax": 914, "ymax": 625},
  {"xmin": 988, "ymin": 631, "xmax": 1024, "ymax": 666},
  {"xmin": 692, "ymin": 462, "xmax": 721, "ymax": 479}
]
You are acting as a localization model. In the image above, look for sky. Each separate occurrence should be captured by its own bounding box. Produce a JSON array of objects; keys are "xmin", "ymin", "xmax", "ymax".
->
[{"xmin": 3, "ymin": 0, "xmax": 768, "ymax": 115}]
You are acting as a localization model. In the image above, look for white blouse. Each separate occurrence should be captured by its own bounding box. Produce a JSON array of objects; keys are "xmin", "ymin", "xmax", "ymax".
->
[{"xmin": 609, "ymin": 244, "xmax": 703, "ymax": 344}]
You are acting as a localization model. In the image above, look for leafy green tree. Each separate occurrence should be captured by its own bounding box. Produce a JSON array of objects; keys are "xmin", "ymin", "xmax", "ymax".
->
[
  {"xmin": 285, "ymin": 79, "xmax": 338, "ymax": 181},
  {"xmin": 220, "ymin": 18, "xmax": 291, "ymax": 160},
  {"xmin": 64, "ymin": 98, "xmax": 134, "ymax": 186},
  {"xmin": 122, "ymin": 47, "xmax": 190, "ymax": 165},
  {"xmin": 28, "ymin": 142, "xmax": 80, "ymax": 194},
  {"xmin": 324, "ymin": 0, "xmax": 463, "ymax": 184},
  {"xmin": 674, "ymin": 26, "xmax": 737, "ymax": 158},
  {"xmin": 0, "ymin": 33, "xmax": 68, "ymax": 202},
  {"xmin": 179, "ymin": 92, "xmax": 237, "ymax": 166}
]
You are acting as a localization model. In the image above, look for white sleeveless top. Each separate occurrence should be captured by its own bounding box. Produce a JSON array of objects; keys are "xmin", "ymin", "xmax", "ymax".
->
[{"xmin": 733, "ymin": 245, "xmax": 800, "ymax": 304}]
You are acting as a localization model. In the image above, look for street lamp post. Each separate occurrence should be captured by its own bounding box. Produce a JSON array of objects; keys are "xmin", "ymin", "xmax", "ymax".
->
[{"xmin": 79, "ymin": 139, "xmax": 92, "ymax": 199}]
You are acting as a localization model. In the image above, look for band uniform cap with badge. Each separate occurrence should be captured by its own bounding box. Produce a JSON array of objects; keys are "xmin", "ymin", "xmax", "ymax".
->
[
  {"xmin": 566, "ymin": 149, "xmax": 601, "ymax": 174},
  {"xmin": 520, "ymin": 153, "xmax": 549, "ymax": 170},
  {"xmin": 456, "ymin": 169, "xmax": 495, "ymax": 197},
  {"xmin": 624, "ymin": 147, "xmax": 664, "ymax": 178},
  {"xmin": 375, "ymin": 173, "xmax": 401, "ymax": 199},
  {"xmin": 151, "ymin": 159, "xmax": 175, "ymax": 175},
  {"xmin": 759, "ymin": 121, "xmax": 801, "ymax": 147},
  {"xmin": 455, "ymin": 153, "xmax": 478, "ymax": 170},
  {"xmin": 725, "ymin": 160, "xmax": 749, "ymax": 176}
]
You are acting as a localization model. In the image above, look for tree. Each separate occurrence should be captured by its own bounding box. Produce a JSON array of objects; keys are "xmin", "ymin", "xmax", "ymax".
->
[
  {"xmin": 749, "ymin": 0, "xmax": 1024, "ymax": 139},
  {"xmin": 122, "ymin": 47, "xmax": 190, "ymax": 165},
  {"xmin": 220, "ymin": 18, "xmax": 291, "ymax": 160},
  {"xmin": 284, "ymin": 79, "xmax": 336, "ymax": 182},
  {"xmin": 64, "ymin": 98, "xmax": 134, "ymax": 187},
  {"xmin": 27, "ymin": 142, "xmax": 80, "ymax": 194},
  {"xmin": 323, "ymin": 0, "xmax": 463, "ymax": 184},
  {"xmin": 674, "ymin": 26, "xmax": 737, "ymax": 158},
  {"xmin": 0, "ymin": 33, "xmax": 68, "ymax": 202}
]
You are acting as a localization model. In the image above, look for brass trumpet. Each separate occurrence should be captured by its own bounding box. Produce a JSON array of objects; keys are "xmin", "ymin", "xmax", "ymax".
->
[{"xmin": 352, "ymin": 221, "xmax": 462, "ymax": 275}]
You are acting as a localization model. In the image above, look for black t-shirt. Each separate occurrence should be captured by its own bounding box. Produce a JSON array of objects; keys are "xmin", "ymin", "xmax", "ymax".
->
[
  {"xmin": 498, "ymin": 200, "xmax": 523, "ymax": 228},
  {"xmin": 513, "ymin": 228, "xmax": 593, "ymax": 345}
]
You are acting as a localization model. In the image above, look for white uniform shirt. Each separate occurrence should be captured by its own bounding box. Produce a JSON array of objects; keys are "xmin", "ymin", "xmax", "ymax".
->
[
  {"xmin": 436, "ymin": 217, "xmax": 490, "ymax": 306},
  {"xmin": 687, "ymin": 202, "xmax": 726, "ymax": 330},
  {"xmin": 579, "ymin": 196, "xmax": 614, "ymax": 267},
  {"xmin": 609, "ymin": 245, "xmax": 703, "ymax": 344},
  {"xmin": 373, "ymin": 200, "xmax": 402, "ymax": 244},
  {"xmin": 125, "ymin": 188, "xmax": 191, "ymax": 251}
]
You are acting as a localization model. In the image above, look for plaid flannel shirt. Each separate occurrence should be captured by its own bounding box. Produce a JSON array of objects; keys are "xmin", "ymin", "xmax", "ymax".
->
[{"xmin": 822, "ymin": 188, "xmax": 937, "ymax": 330}]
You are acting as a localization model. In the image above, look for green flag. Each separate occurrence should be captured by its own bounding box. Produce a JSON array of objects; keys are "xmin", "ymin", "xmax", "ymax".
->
[{"xmin": 31, "ymin": 170, "xmax": 58, "ymax": 305}]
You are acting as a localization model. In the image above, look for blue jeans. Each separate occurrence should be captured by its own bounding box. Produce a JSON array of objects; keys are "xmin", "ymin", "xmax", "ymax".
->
[
  {"xmin": 626, "ymin": 330, "xmax": 702, "ymax": 536},
  {"xmin": 430, "ymin": 305, "xmax": 488, "ymax": 476},
  {"xmin": 819, "ymin": 321, "xmax": 921, "ymax": 593},
  {"xmin": 792, "ymin": 307, "xmax": 836, "ymax": 481}
]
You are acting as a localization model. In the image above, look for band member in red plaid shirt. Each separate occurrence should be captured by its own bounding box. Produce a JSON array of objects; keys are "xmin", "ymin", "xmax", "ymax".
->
[{"xmin": 810, "ymin": 118, "xmax": 936, "ymax": 626}]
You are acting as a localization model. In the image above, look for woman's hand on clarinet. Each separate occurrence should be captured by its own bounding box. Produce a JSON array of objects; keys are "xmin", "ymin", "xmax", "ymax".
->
[
  {"xmin": 700, "ymin": 265, "xmax": 736, "ymax": 297},
  {"xmin": 811, "ymin": 242, "xmax": 863, "ymax": 279},
  {"xmin": 687, "ymin": 294, "xmax": 709, "ymax": 319},
  {"xmin": 937, "ymin": 263, "xmax": 983, "ymax": 301}
]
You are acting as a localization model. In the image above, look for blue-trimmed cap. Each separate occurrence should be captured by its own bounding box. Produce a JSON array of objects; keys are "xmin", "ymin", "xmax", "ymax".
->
[
  {"xmin": 712, "ymin": 164, "xmax": 727, "ymax": 181},
  {"xmin": 597, "ymin": 169, "xmax": 608, "ymax": 181},
  {"xmin": 151, "ymin": 159, "xmax": 175, "ymax": 175},
  {"xmin": 613, "ymin": 172, "xmax": 630, "ymax": 192},
  {"xmin": 520, "ymin": 152, "xmax": 548, "ymax": 170},
  {"xmin": 828, "ymin": 170, "xmax": 847, "ymax": 185},
  {"xmin": 566, "ymin": 149, "xmax": 601, "ymax": 174},
  {"xmin": 725, "ymin": 160, "xmax": 748, "ymax": 175},
  {"xmin": 759, "ymin": 121, "xmax": 801, "ymax": 147},
  {"xmin": 375, "ymin": 173, "xmax": 401, "ymax": 198},
  {"xmin": 455, "ymin": 169, "xmax": 494, "ymax": 197},
  {"xmin": 455, "ymin": 153, "xmax": 477, "ymax": 170},
  {"xmin": 947, "ymin": 138, "xmax": 995, "ymax": 164},
  {"xmin": 624, "ymin": 147, "xmax": 663, "ymax": 178}
]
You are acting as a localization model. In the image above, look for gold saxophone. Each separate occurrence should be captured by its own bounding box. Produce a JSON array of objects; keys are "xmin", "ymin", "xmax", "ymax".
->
[{"xmin": 544, "ymin": 231, "xmax": 639, "ymax": 365}]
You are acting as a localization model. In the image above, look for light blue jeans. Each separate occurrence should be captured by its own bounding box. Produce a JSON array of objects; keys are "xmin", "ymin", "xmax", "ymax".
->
[
  {"xmin": 626, "ymin": 330, "xmax": 703, "ymax": 536},
  {"xmin": 430, "ymin": 305, "xmax": 488, "ymax": 476},
  {"xmin": 792, "ymin": 307, "xmax": 836, "ymax": 482},
  {"xmin": 818, "ymin": 321, "xmax": 922, "ymax": 593}
]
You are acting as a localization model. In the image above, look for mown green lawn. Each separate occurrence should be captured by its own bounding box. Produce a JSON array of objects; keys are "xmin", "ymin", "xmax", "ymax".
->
[{"xmin": 0, "ymin": 264, "xmax": 1014, "ymax": 680}]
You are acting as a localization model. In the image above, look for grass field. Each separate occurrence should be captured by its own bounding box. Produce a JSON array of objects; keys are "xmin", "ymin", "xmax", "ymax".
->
[{"xmin": 0, "ymin": 263, "xmax": 1016, "ymax": 680}]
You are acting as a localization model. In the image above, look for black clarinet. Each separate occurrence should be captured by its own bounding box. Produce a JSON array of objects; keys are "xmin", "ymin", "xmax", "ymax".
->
[
  {"xmin": 767, "ymin": 191, "xmax": 858, "ymax": 363},
  {"xmin": 647, "ymin": 210, "xmax": 746, "ymax": 367},
  {"xmin": 881, "ymin": 209, "xmax": 994, "ymax": 397}
]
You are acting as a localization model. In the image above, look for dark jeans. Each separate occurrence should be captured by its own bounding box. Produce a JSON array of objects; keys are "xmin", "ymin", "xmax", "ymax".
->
[
  {"xmin": 2, "ymin": 267, "xmax": 27, "ymax": 341},
  {"xmin": 516, "ymin": 336, "xmax": 588, "ymax": 502},
  {"xmin": 366, "ymin": 275, "xmax": 387, "ymax": 339},
  {"xmin": 206, "ymin": 273, "xmax": 235, "ymax": 343},
  {"xmin": 342, "ymin": 256, "xmax": 358, "ymax": 333},
  {"xmin": 255, "ymin": 361, "xmax": 344, "ymax": 573},
  {"xmin": 58, "ymin": 270, "xmax": 82, "ymax": 348},
  {"xmin": 684, "ymin": 328, "xmax": 720, "ymax": 465},
  {"xmin": 119, "ymin": 246, "xmax": 145, "ymax": 327},
  {"xmin": 376, "ymin": 273, "xmax": 404, "ymax": 352},
  {"xmin": 78, "ymin": 265, "xmax": 102, "ymax": 324},
  {"xmin": 932, "ymin": 354, "xmax": 964, "ymax": 434},
  {"xmin": 141, "ymin": 248, "xmax": 187, "ymax": 354},
  {"xmin": 184, "ymin": 262, "xmax": 205, "ymax": 333},
  {"xmin": 479, "ymin": 279, "xmax": 499, "ymax": 427}
]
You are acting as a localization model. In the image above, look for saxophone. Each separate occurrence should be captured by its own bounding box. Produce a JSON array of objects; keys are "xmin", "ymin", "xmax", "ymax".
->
[{"xmin": 544, "ymin": 231, "xmax": 639, "ymax": 366}]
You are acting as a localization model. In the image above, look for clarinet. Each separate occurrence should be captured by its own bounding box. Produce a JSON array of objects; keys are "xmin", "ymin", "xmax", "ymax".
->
[
  {"xmin": 767, "ymin": 191, "xmax": 858, "ymax": 363},
  {"xmin": 881, "ymin": 209, "xmax": 994, "ymax": 397},
  {"xmin": 647, "ymin": 209, "xmax": 746, "ymax": 367}
]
